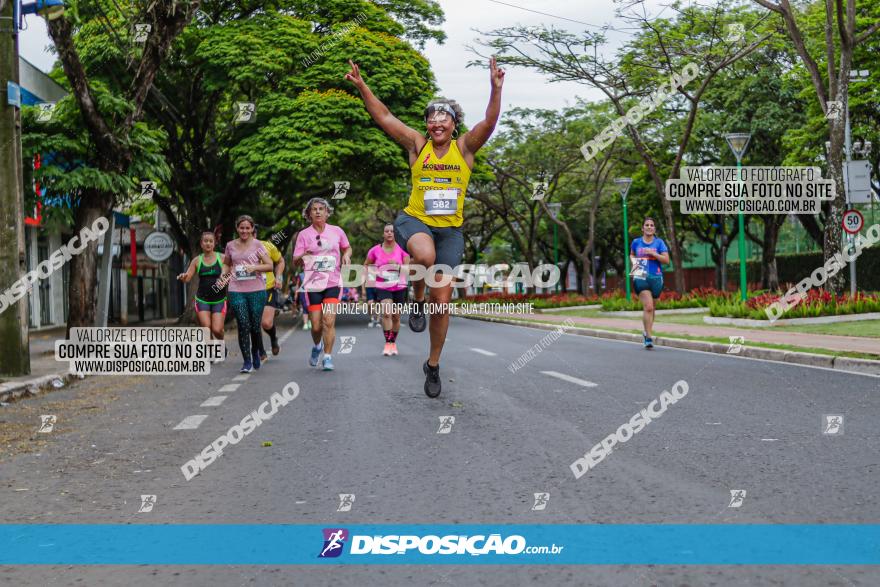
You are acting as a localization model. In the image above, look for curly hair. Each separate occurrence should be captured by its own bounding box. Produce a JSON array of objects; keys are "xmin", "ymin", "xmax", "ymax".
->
[
  {"xmin": 425, "ymin": 98, "xmax": 464, "ymax": 126},
  {"xmin": 302, "ymin": 197, "xmax": 333, "ymax": 221}
]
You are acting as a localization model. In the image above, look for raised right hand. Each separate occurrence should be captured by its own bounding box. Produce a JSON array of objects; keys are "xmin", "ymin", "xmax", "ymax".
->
[{"xmin": 344, "ymin": 60, "xmax": 364, "ymax": 87}]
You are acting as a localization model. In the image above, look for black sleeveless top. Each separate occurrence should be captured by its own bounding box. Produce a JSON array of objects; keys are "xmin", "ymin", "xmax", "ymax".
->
[{"xmin": 195, "ymin": 254, "xmax": 227, "ymax": 303}]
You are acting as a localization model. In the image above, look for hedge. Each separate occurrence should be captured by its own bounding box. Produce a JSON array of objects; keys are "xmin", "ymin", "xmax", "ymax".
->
[{"xmin": 726, "ymin": 246, "xmax": 880, "ymax": 291}]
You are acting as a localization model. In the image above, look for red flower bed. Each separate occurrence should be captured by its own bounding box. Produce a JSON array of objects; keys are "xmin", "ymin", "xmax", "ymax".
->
[
  {"xmin": 687, "ymin": 287, "xmax": 733, "ymax": 300},
  {"xmin": 746, "ymin": 288, "xmax": 878, "ymax": 309},
  {"xmin": 461, "ymin": 292, "xmax": 600, "ymax": 305}
]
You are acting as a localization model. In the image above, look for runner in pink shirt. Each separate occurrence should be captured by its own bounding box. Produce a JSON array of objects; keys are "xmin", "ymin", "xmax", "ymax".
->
[
  {"xmin": 221, "ymin": 215, "xmax": 273, "ymax": 373},
  {"xmin": 365, "ymin": 224, "xmax": 409, "ymax": 356},
  {"xmin": 292, "ymin": 198, "xmax": 352, "ymax": 371}
]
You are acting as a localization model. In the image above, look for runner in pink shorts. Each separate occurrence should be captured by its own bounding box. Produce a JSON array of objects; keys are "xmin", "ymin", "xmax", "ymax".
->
[{"xmin": 365, "ymin": 223, "xmax": 410, "ymax": 356}]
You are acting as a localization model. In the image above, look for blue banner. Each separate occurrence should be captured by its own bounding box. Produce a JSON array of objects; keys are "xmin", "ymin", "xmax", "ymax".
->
[{"xmin": 2, "ymin": 525, "xmax": 880, "ymax": 565}]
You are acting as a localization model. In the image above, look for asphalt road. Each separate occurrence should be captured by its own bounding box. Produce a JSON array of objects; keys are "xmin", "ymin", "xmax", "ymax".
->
[{"xmin": 1, "ymin": 313, "xmax": 879, "ymax": 586}]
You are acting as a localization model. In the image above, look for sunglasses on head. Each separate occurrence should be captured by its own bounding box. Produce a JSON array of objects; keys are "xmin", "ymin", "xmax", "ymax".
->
[
  {"xmin": 424, "ymin": 103, "xmax": 457, "ymax": 124},
  {"xmin": 428, "ymin": 111, "xmax": 451, "ymax": 123}
]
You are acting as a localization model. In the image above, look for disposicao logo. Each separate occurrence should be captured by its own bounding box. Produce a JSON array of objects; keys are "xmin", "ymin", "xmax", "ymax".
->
[{"xmin": 318, "ymin": 528, "xmax": 348, "ymax": 558}]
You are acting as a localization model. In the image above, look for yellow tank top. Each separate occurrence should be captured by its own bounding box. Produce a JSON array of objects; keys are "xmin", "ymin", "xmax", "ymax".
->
[{"xmin": 404, "ymin": 140, "xmax": 471, "ymax": 227}]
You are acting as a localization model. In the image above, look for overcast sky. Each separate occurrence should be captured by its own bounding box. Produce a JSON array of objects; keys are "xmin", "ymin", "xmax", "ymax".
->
[{"xmin": 18, "ymin": 0, "xmax": 666, "ymax": 121}]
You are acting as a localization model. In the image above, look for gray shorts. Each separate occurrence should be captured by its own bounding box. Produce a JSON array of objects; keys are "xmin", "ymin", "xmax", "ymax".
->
[{"xmin": 394, "ymin": 213, "xmax": 464, "ymax": 270}]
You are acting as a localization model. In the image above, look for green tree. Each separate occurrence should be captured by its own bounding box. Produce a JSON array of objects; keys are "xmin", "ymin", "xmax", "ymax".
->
[
  {"xmin": 475, "ymin": 0, "xmax": 772, "ymax": 293},
  {"xmin": 143, "ymin": 0, "xmax": 441, "ymax": 258},
  {"xmin": 752, "ymin": 0, "xmax": 880, "ymax": 293},
  {"xmin": 32, "ymin": 0, "xmax": 201, "ymax": 330}
]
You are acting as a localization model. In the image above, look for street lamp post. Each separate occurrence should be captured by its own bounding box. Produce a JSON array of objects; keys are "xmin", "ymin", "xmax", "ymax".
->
[
  {"xmin": 724, "ymin": 133, "xmax": 751, "ymax": 301},
  {"xmin": 547, "ymin": 203, "xmax": 562, "ymax": 293},
  {"xmin": 614, "ymin": 178, "xmax": 633, "ymax": 301}
]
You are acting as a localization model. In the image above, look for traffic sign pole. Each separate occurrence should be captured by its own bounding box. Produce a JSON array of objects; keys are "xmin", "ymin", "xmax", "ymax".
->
[{"xmin": 844, "ymin": 101, "xmax": 857, "ymax": 296}]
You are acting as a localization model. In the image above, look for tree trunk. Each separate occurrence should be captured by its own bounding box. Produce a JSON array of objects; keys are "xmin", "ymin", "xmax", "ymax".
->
[
  {"xmin": 660, "ymin": 200, "xmax": 685, "ymax": 293},
  {"xmin": 66, "ymin": 192, "xmax": 112, "ymax": 335},
  {"xmin": 824, "ymin": 104, "xmax": 848, "ymax": 294},
  {"xmin": 761, "ymin": 217, "xmax": 783, "ymax": 290}
]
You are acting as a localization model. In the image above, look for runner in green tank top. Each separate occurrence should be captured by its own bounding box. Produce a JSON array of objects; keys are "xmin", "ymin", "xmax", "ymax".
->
[{"xmin": 177, "ymin": 231, "xmax": 228, "ymax": 348}]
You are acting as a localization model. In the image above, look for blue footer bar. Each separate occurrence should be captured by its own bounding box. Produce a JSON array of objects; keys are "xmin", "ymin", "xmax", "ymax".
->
[{"xmin": 2, "ymin": 525, "xmax": 880, "ymax": 565}]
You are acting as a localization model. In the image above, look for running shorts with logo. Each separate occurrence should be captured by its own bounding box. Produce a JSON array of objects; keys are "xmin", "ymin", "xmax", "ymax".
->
[
  {"xmin": 394, "ymin": 214, "xmax": 464, "ymax": 269},
  {"xmin": 633, "ymin": 275, "xmax": 664, "ymax": 299},
  {"xmin": 306, "ymin": 287, "xmax": 341, "ymax": 311},
  {"xmin": 266, "ymin": 288, "xmax": 284, "ymax": 309}
]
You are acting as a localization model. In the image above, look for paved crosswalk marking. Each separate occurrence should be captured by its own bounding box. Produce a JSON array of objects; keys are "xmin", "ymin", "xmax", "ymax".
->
[
  {"xmin": 470, "ymin": 347, "xmax": 497, "ymax": 356},
  {"xmin": 539, "ymin": 371, "xmax": 597, "ymax": 388},
  {"xmin": 218, "ymin": 384, "xmax": 240, "ymax": 392},
  {"xmin": 232, "ymin": 374, "xmax": 250, "ymax": 382},
  {"xmin": 173, "ymin": 415, "xmax": 208, "ymax": 430},
  {"xmin": 200, "ymin": 396, "xmax": 227, "ymax": 407}
]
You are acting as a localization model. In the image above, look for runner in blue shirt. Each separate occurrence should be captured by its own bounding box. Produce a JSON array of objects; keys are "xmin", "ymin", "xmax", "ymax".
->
[{"xmin": 630, "ymin": 217, "xmax": 669, "ymax": 349}]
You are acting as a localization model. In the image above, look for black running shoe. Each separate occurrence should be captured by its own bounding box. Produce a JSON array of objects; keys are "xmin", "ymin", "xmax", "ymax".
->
[
  {"xmin": 423, "ymin": 361, "xmax": 441, "ymax": 398},
  {"xmin": 408, "ymin": 300, "xmax": 427, "ymax": 333}
]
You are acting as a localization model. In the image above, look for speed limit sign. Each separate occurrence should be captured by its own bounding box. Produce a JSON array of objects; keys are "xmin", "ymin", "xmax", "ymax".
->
[{"xmin": 842, "ymin": 209, "xmax": 864, "ymax": 234}]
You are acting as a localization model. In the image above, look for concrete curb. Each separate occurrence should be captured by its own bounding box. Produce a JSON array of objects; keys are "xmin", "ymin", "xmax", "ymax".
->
[
  {"xmin": 463, "ymin": 315, "xmax": 880, "ymax": 377},
  {"xmin": 599, "ymin": 307, "xmax": 709, "ymax": 318},
  {"xmin": 538, "ymin": 304, "xmax": 601, "ymax": 313},
  {"xmin": 705, "ymin": 312, "xmax": 880, "ymax": 327},
  {"xmin": 0, "ymin": 372, "xmax": 80, "ymax": 404}
]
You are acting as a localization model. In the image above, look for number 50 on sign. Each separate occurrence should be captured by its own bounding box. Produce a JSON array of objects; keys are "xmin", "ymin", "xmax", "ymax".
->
[{"xmin": 842, "ymin": 209, "xmax": 864, "ymax": 235}]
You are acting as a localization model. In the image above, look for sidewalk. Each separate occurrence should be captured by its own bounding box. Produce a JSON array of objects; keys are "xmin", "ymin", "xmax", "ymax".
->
[
  {"xmin": 487, "ymin": 312, "xmax": 880, "ymax": 356},
  {"xmin": 0, "ymin": 319, "xmax": 174, "ymax": 402},
  {"xmin": 0, "ymin": 313, "xmax": 307, "ymax": 403}
]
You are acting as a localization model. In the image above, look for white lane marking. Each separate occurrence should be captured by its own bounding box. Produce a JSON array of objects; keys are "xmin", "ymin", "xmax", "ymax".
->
[
  {"xmin": 484, "ymin": 320, "xmax": 880, "ymax": 379},
  {"xmin": 470, "ymin": 347, "xmax": 497, "ymax": 356},
  {"xmin": 200, "ymin": 396, "xmax": 227, "ymax": 407},
  {"xmin": 218, "ymin": 384, "xmax": 240, "ymax": 393},
  {"xmin": 761, "ymin": 438, "xmax": 779, "ymax": 442},
  {"xmin": 539, "ymin": 371, "xmax": 598, "ymax": 388},
  {"xmin": 174, "ymin": 415, "xmax": 208, "ymax": 430},
  {"xmin": 232, "ymin": 374, "xmax": 250, "ymax": 382},
  {"xmin": 279, "ymin": 328, "xmax": 294, "ymax": 344}
]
